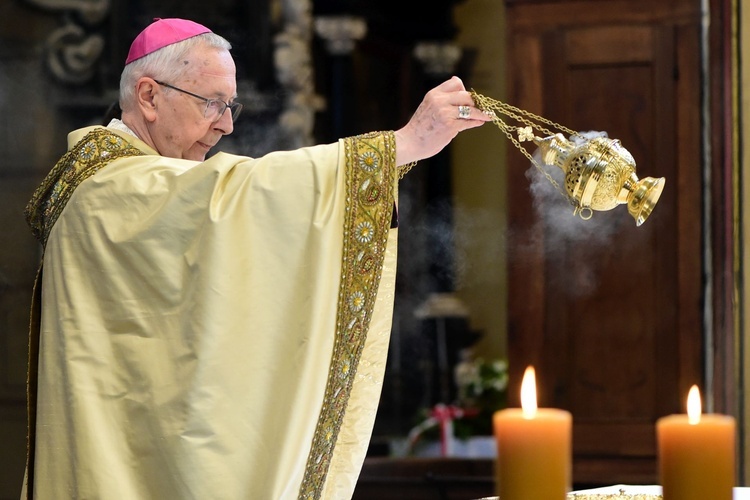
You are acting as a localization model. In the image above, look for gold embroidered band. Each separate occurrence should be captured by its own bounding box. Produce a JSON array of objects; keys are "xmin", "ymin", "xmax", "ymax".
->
[
  {"xmin": 25, "ymin": 128, "xmax": 145, "ymax": 247},
  {"xmin": 298, "ymin": 131, "xmax": 397, "ymax": 499}
]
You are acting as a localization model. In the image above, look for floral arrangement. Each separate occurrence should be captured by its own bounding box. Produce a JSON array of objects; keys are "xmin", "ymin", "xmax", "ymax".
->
[
  {"xmin": 453, "ymin": 356, "xmax": 509, "ymax": 437},
  {"xmin": 405, "ymin": 355, "xmax": 509, "ymax": 455}
]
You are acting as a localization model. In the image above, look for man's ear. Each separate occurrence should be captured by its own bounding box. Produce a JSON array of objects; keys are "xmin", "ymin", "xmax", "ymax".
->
[{"xmin": 135, "ymin": 78, "xmax": 159, "ymax": 122}]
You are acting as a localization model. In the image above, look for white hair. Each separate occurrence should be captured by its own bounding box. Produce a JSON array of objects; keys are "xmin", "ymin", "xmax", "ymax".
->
[{"xmin": 119, "ymin": 33, "xmax": 232, "ymax": 111}]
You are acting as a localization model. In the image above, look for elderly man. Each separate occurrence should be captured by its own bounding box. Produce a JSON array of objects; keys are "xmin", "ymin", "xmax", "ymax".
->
[{"xmin": 23, "ymin": 18, "xmax": 490, "ymax": 499}]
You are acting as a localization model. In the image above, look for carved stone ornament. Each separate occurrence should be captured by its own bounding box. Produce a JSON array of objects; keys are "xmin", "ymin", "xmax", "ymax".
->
[
  {"xmin": 413, "ymin": 41, "xmax": 462, "ymax": 77},
  {"xmin": 24, "ymin": 0, "xmax": 110, "ymax": 84},
  {"xmin": 44, "ymin": 21, "xmax": 105, "ymax": 84},
  {"xmin": 314, "ymin": 16, "xmax": 367, "ymax": 56},
  {"xmin": 274, "ymin": 0, "xmax": 324, "ymax": 147},
  {"xmin": 26, "ymin": 0, "xmax": 109, "ymax": 24}
]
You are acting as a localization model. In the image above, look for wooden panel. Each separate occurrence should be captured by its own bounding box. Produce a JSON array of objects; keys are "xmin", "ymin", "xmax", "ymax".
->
[
  {"xmin": 506, "ymin": 0, "xmax": 698, "ymax": 29},
  {"xmin": 546, "ymin": 25, "xmax": 680, "ymax": 421},
  {"xmin": 574, "ymin": 456, "xmax": 658, "ymax": 487},
  {"xmin": 673, "ymin": 23, "xmax": 703, "ymax": 405},
  {"xmin": 505, "ymin": 31, "xmax": 549, "ymax": 403},
  {"xmin": 505, "ymin": 0, "xmax": 702, "ymax": 486},
  {"xmin": 565, "ymin": 25, "xmax": 654, "ymax": 65},
  {"xmin": 353, "ymin": 458, "xmax": 494, "ymax": 500},
  {"xmin": 574, "ymin": 423, "xmax": 656, "ymax": 456}
]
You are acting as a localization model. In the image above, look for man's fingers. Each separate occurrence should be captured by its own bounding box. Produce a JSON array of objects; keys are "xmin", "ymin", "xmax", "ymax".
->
[{"xmin": 433, "ymin": 75, "xmax": 466, "ymax": 93}]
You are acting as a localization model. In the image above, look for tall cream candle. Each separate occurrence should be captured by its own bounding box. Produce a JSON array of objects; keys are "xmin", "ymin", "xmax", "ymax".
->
[
  {"xmin": 657, "ymin": 385, "xmax": 735, "ymax": 500},
  {"xmin": 493, "ymin": 366, "xmax": 572, "ymax": 500}
]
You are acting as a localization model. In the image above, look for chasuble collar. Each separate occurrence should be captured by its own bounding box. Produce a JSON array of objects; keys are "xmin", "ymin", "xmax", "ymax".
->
[{"xmin": 25, "ymin": 127, "xmax": 147, "ymax": 247}]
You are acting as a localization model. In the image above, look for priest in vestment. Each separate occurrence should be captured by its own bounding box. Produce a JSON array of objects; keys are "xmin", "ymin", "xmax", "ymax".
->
[{"xmin": 22, "ymin": 18, "xmax": 490, "ymax": 499}]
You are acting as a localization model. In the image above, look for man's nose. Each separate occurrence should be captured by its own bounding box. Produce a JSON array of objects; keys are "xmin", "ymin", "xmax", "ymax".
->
[{"xmin": 215, "ymin": 108, "xmax": 234, "ymax": 135}]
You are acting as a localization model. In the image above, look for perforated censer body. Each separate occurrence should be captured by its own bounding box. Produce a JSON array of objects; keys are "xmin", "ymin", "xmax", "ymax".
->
[{"xmin": 535, "ymin": 133, "xmax": 665, "ymax": 226}]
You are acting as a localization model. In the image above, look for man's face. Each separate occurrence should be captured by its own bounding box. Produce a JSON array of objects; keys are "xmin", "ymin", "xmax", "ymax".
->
[{"xmin": 149, "ymin": 44, "xmax": 238, "ymax": 161}]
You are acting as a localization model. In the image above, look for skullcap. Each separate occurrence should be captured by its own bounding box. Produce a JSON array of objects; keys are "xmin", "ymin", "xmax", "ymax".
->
[{"xmin": 125, "ymin": 18, "xmax": 212, "ymax": 65}]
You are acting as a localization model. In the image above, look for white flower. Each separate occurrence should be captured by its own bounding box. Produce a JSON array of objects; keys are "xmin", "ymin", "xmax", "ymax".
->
[
  {"xmin": 454, "ymin": 357, "xmax": 508, "ymax": 404},
  {"xmin": 354, "ymin": 221, "xmax": 374, "ymax": 243},
  {"xmin": 349, "ymin": 291, "xmax": 366, "ymax": 312},
  {"xmin": 359, "ymin": 151, "xmax": 379, "ymax": 172}
]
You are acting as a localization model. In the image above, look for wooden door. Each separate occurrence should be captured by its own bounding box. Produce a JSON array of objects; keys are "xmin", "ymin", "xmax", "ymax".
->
[{"xmin": 504, "ymin": 0, "xmax": 703, "ymax": 485}]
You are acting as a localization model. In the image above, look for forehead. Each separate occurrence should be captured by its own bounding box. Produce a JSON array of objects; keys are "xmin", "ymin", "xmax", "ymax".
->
[{"xmin": 180, "ymin": 45, "xmax": 237, "ymax": 87}]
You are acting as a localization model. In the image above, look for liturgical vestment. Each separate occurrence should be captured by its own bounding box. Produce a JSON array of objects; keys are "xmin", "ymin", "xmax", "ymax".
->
[{"xmin": 23, "ymin": 125, "xmax": 400, "ymax": 499}]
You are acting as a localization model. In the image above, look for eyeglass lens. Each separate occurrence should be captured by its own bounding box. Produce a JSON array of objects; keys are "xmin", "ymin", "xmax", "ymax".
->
[{"xmin": 206, "ymin": 100, "xmax": 243, "ymax": 122}]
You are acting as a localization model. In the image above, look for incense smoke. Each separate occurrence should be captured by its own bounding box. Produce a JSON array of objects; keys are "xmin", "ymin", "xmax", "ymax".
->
[{"xmin": 523, "ymin": 131, "xmax": 623, "ymax": 298}]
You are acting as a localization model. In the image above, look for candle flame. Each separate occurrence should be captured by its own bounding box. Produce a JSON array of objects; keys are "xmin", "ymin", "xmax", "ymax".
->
[
  {"xmin": 687, "ymin": 385, "xmax": 701, "ymax": 425},
  {"xmin": 521, "ymin": 366, "xmax": 537, "ymax": 419}
]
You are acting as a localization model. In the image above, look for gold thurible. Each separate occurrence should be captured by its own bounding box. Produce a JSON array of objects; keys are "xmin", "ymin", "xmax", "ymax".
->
[{"xmin": 471, "ymin": 91, "xmax": 665, "ymax": 227}]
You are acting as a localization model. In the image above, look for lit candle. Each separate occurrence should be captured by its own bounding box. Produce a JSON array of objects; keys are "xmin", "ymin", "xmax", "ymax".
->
[
  {"xmin": 657, "ymin": 385, "xmax": 736, "ymax": 500},
  {"xmin": 493, "ymin": 366, "xmax": 572, "ymax": 499}
]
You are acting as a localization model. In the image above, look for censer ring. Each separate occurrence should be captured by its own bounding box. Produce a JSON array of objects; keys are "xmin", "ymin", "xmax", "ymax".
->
[
  {"xmin": 470, "ymin": 90, "xmax": 665, "ymax": 226},
  {"xmin": 577, "ymin": 207, "xmax": 593, "ymax": 221}
]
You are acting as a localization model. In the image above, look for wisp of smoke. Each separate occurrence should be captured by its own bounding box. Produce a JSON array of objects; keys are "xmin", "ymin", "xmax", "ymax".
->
[{"xmin": 524, "ymin": 130, "xmax": 621, "ymax": 297}]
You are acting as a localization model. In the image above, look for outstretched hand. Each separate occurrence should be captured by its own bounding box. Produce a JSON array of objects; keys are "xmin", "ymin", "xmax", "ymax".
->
[{"xmin": 394, "ymin": 76, "xmax": 493, "ymax": 166}]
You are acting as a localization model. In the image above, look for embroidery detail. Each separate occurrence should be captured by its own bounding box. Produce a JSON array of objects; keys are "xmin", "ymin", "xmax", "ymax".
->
[
  {"xmin": 354, "ymin": 220, "xmax": 375, "ymax": 244},
  {"xmin": 25, "ymin": 128, "xmax": 145, "ymax": 247},
  {"xmin": 299, "ymin": 131, "xmax": 397, "ymax": 499},
  {"xmin": 358, "ymin": 150, "xmax": 379, "ymax": 172},
  {"xmin": 356, "ymin": 251, "xmax": 376, "ymax": 275},
  {"xmin": 359, "ymin": 178, "xmax": 382, "ymax": 206}
]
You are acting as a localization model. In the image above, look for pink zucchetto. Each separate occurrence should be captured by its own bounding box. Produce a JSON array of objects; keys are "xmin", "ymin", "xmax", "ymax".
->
[{"xmin": 125, "ymin": 18, "xmax": 212, "ymax": 65}]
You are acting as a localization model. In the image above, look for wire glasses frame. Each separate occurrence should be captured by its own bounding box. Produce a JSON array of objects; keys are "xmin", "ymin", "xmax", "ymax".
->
[{"xmin": 154, "ymin": 80, "xmax": 243, "ymax": 122}]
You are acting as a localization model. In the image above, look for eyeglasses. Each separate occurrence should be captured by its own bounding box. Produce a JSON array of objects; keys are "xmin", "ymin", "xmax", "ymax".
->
[{"xmin": 154, "ymin": 80, "xmax": 243, "ymax": 122}]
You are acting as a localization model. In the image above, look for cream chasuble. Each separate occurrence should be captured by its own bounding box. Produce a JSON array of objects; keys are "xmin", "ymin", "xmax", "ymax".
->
[{"xmin": 24, "ymin": 125, "xmax": 400, "ymax": 499}]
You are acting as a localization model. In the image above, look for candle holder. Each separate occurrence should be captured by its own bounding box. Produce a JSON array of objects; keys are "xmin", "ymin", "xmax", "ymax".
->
[{"xmin": 470, "ymin": 91, "xmax": 665, "ymax": 227}]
